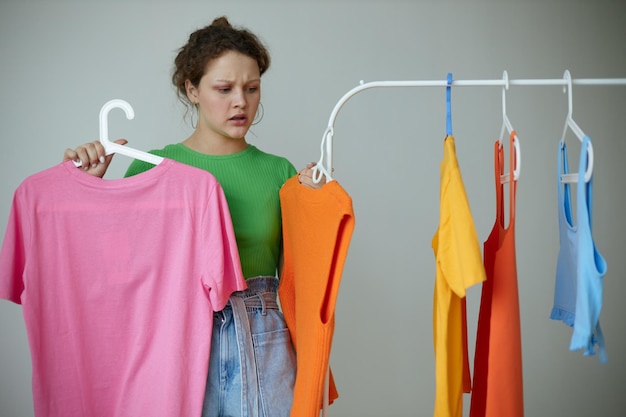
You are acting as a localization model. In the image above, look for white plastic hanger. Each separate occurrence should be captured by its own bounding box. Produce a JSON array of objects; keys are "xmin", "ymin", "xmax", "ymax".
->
[
  {"xmin": 74, "ymin": 99, "xmax": 163, "ymax": 167},
  {"xmin": 499, "ymin": 71, "xmax": 521, "ymax": 183},
  {"xmin": 560, "ymin": 70, "xmax": 593, "ymax": 183},
  {"xmin": 312, "ymin": 126, "xmax": 334, "ymax": 184}
]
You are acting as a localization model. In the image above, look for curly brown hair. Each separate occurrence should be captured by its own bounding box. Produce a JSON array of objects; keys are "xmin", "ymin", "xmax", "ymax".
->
[{"xmin": 172, "ymin": 16, "xmax": 271, "ymax": 108}]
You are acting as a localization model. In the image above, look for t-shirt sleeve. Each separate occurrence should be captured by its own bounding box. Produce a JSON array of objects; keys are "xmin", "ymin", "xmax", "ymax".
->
[
  {"xmin": 0, "ymin": 188, "xmax": 28, "ymax": 304},
  {"xmin": 201, "ymin": 181, "xmax": 246, "ymax": 311},
  {"xmin": 436, "ymin": 164, "xmax": 486, "ymax": 298}
]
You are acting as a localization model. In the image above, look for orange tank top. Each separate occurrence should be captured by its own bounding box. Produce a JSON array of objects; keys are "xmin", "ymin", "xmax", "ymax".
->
[{"xmin": 278, "ymin": 176, "xmax": 355, "ymax": 417}]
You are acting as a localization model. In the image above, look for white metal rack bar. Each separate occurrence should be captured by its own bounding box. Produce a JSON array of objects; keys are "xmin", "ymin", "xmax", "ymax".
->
[{"xmin": 313, "ymin": 74, "xmax": 626, "ymax": 184}]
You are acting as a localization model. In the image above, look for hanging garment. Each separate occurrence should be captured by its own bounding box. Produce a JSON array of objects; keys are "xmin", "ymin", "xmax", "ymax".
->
[
  {"xmin": 0, "ymin": 159, "xmax": 246, "ymax": 417},
  {"xmin": 278, "ymin": 176, "xmax": 355, "ymax": 417},
  {"xmin": 470, "ymin": 132, "xmax": 524, "ymax": 417},
  {"xmin": 432, "ymin": 136, "xmax": 487, "ymax": 417},
  {"xmin": 550, "ymin": 137, "xmax": 608, "ymax": 363}
]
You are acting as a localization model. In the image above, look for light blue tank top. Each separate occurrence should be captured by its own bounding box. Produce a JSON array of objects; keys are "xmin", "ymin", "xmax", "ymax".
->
[{"xmin": 551, "ymin": 136, "xmax": 608, "ymax": 363}]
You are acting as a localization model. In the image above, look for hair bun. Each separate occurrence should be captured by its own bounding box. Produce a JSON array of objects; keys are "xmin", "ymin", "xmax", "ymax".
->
[{"xmin": 211, "ymin": 16, "xmax": 232, "ymax": 28}]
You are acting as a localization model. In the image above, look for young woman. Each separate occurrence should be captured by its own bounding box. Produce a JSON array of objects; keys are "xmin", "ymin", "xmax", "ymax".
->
[{"xmin": 64, "ymin": 16, "xmax": 322, "ymax": 417}]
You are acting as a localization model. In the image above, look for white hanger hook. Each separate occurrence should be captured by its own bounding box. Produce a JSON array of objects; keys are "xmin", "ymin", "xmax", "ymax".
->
[
  {"xmin": 502, "ymin": 70, "xmax": 509, "ymax": 96},
  {"xmin": 502, "ymin": 70, "xmax": 509, "ymax": 120},
  {"xmin": 100, "ymin": 99, "xmax": 135, "ymax": 149},
  {"xmin": 71, "ymin": 99, "xmax": 163, "ymax": 167},
  {"xmin": 499, "ymin": 70, "xmax": 513, "ymax": 144},
  {"xmin": 560, "ymin": 70, "xmax": 592, "ymax": 182},
  {"xmin": 563, "ymin": 70, "xmax": 574, "ymax": 120},
  {"xmin": 312, "ymin": 126, "xmax": 334, "ymax": 184}
]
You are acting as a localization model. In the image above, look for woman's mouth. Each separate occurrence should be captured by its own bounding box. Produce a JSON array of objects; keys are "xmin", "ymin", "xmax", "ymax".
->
[{"xmin": 229, "ymin": 113, "xmax": 248, "ymax": 125}]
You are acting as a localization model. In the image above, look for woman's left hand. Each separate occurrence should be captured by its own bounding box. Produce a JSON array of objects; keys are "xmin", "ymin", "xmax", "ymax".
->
[{"xmin": 298, "ymin": 162, "xmax": 326, "ymax": 189}]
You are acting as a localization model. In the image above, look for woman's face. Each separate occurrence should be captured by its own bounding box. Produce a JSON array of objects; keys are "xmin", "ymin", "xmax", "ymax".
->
[{"xmin": 187, "ymin": 50, "xmax": 261, "ymax": 141}]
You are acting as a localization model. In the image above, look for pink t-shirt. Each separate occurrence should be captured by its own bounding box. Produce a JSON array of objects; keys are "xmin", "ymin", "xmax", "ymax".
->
[{"xmin": 0, "ymin": 159, "xmax": 246, "ymax": 417}]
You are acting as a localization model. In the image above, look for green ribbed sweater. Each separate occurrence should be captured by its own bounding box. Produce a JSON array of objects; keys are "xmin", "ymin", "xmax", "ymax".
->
[{"xmin": 125, "ymin": 144, "xmax": 296, "ymax": 279}]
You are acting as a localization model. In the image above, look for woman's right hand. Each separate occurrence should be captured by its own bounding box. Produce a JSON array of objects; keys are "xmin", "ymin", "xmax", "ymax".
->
[{"xmin": 63, "ymin": 139, "xmax": 128, "ymax": 178}]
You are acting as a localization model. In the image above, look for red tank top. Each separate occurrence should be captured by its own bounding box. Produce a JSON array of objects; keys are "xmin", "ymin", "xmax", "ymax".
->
[{"xmin": 470, "ymin": 132, "xmax": 525, "ymax": 417}]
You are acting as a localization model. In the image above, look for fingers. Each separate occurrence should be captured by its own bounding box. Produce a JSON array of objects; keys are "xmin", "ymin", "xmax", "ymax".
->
[
  {"xmin": 63, "ymin": 147, "xmax": 79, "ymax": 163},
  {"xmin": 64, "ymin": 141, "xmax": 104, "ymax": 170},
  {"xmin": 63, "ymin": 139, "xmax": 128, "ymax": 178},
  {"xmin": 298, "ymin": 162, "xmax": 326, "ymax": 189},
  {"xmin": 297, "ymin": 162, "xmax": 314, "ymax": 183}
]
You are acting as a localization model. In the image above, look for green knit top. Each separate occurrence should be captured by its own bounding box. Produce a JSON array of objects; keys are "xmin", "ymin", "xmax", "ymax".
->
[{"xmin": 125, "ymin": 144, "xmax": 297, "ymax": 279}]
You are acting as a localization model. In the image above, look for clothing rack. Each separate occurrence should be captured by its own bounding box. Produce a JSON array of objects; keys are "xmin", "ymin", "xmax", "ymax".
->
[
  {"xmin": 313, "ymin": 72, "xmax": 626, "ymax": 183},
  {"xmin": 317, "ymin": 71, "xmax": 626, "ymax": 417}
]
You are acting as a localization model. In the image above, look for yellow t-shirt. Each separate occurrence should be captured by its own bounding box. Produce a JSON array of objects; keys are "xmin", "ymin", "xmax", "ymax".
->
[{"xmin": 432, "ymin": 136, "xmax": 486, "ymax": 417}]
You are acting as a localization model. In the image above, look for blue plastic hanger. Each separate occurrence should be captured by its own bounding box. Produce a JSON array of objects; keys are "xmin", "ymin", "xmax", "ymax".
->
[{"xmin": 446, "ymin": 73, "xmax": 453, "ymax": 136}]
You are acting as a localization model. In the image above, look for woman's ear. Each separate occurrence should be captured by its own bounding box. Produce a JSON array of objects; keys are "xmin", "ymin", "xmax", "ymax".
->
[{"xmin": 185, "ymin": 79, "xmax": 198, "ymax": 104}]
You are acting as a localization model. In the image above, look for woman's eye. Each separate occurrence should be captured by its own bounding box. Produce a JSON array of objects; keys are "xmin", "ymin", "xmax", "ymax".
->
[{"xmin": 217, "ymin": 87, "xmax": 231, "ymax": 93}]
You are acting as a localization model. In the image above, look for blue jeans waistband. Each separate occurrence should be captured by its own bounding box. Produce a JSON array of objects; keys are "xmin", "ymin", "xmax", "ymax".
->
[
  {"xmin": 218, "ymin": 276, "xmax": 280, "ymax": 314},
  {"xmin": 234, "ymin": 276, "xmax": 279, "ymax": 296}
]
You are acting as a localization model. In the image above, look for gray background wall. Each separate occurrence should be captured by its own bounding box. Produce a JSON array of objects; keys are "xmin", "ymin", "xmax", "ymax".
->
[{"xmin": 1, "ymin": 1, "xmax": 625, "ymax": 416}]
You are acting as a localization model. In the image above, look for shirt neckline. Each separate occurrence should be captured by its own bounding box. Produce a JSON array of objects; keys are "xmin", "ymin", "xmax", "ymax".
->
[{"xmin": 62, "ymin": 158, "xmax": 175, "ymax": 190}]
